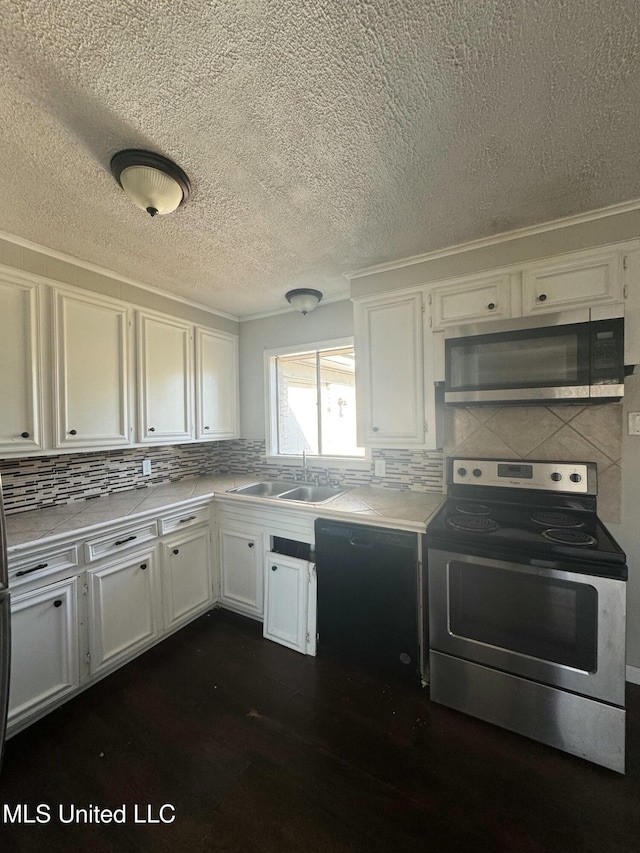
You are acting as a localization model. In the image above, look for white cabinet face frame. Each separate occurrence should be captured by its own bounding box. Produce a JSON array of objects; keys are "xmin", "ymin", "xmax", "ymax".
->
[
  {"xmin": 263, "ymin": 553, "xmax": 310, "ymax": 654},
  {"xmin": 195, "ymin": 326, "xmax": 239, "ymax": 440},
  {"xmin": 87, "ymin": 547, "xmax": 160, "ymax": 677},
  {"xmin": 52, "ymin": 288, "xmax": 132, "ymax": 449},
  {"xmin": 161, "ymin": 526, "xmax": 212, "ymax": 631},
  {"xmin": 8, "ymin": 576, "xmax": 80, "ymax": 726},
  {"xmin": 354, "ymin": 290, "xmax": 426, "ymax": 446},
  {"xmin": 136, "ymin": 311, "xmax": 193, "ymax": 443},
  {"xmin": 219, "ymin": 526, "xmax": 265, "ymax": 619},
  {"xmin": 0, "ymin": 270, "xmax": 43, "ymax": 453}
]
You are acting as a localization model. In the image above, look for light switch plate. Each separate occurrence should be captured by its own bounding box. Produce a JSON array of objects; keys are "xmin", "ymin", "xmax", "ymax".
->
[
  {"xmin": 628, "ymin": 412, "xmax": 640, "ymax": 435},
  {"xmin": 374, "ymin": 459, "xmax": 386, "ymax": 477},
  {"xmin": 142, "ymin": 459, "xmax": 152, "ymax": 475}
]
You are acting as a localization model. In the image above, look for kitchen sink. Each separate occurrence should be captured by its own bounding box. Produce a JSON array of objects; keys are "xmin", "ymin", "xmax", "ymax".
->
[
  {"xmin": 226, "ymin": 480, "xmax": 296, "ymax": 497},
  {"xmin": 226, "ymin": 481, "xmax": 348, "ymax": 503},
  {"xmin": 277, "ymin": 485, "xmax": 347, "ymax": 503}
]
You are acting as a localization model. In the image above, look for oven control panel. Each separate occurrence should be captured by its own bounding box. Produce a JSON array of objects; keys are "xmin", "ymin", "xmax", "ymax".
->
[{"xmin": 450, "ymin": 459, "xmax": 593, "ymax": 493}]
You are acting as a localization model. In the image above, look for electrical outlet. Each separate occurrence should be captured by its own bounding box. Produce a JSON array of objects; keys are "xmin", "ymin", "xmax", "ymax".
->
[
  {"xmin": 142, "ymin": 459, "xmax": 152, "ymax": 476},
  {"xmin": 374, "ymin": 459, "xmax": 386, "ymax": 477},
  {"xmin": 628, "ymin": 413, "xmax": 640, "ymax": 436}
]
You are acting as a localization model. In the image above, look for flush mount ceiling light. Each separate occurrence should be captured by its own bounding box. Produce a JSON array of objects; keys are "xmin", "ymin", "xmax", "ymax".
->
[
  {"xmin": 110, "ymin": 149, "xmax": 191, "ymax": 217},
  {"xmin": 285, "ymin": 288, "xmax": 323, "ymax": 315}
]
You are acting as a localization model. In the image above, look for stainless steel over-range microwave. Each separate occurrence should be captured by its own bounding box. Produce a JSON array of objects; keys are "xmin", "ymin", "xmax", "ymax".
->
[{"xmin": 444, "ymin": 307, "xmax": 626, "ymax": 406}]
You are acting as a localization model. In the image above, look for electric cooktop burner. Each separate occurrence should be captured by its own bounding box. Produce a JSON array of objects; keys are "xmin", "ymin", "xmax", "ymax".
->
[
  {"xmin": 530, "ymin": 511, "xmax": 584, "ymax": 528},
  {"xmin": 541, "ymin": 529, "xmax": 597, "ymax": 546},
  {"xmin": 447, "ymin": 515, "xmax": 499, "ymax": 533},
  {"xmin": 455, "ymin": 502, "xmax": 491, "ymax": 515}
]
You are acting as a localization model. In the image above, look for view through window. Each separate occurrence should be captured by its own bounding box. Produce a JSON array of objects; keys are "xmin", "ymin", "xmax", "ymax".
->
[{"xmin": 272, "ymin": 345, "xmax": 364, "ymax": 458}]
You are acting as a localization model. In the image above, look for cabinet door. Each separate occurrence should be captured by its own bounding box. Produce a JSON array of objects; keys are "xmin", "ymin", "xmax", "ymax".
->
[
  {"xmin": 137, "ymin": 312, "xmax": 193, "ymax": 442},
  {"xmin": 219, "ymin": 527, "xmax": 264, "ymax": 619},
  {"xmin": 263, "ymin": 554, "xmax": 310, "ymax": 654},
  {"xmin": 195, "ymin": 327, "xmax": 239, "ymax": 440},
  {"xmin": 521, "ymin": 250, "xmax": 623, "ymax": 315},
  {"xmin": 430, "ymin": 273, "xmax": 512, "ymax": 329},
  {"xmin": 53, "ymin": 290, "xmax": 131, "ymax": 448},
  {"xmin": 87, "ymin": 549, "xmax": 159, "ymax": 676},
  {"xmin": 0, "ymin": 273, "xmax": 43, "ymax": 453},
  {"xmin": 161, "ymin": 527, "xmax": 212, "ymax": 630},
  {"xmin": 8, "ymin": 577, "xmax": 80, "ymax": 727},
  {"xmin": 354, "ymin": 291, "xmax": 426, "ymax": 446}
]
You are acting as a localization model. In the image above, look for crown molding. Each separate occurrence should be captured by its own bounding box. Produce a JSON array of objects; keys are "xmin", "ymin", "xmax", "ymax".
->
[
  {"xmin": 346, "ymin": 198, "xmax": 640, "ymax": 280},
  {"xmin": 0, "ymin": 228, "xmax": 240, "ymax": 323}
]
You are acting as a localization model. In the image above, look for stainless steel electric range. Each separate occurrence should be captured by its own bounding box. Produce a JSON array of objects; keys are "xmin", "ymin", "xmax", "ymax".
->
[{"xmin": 426, "ymin": 457, "xmax": 627, "ymax": 773}]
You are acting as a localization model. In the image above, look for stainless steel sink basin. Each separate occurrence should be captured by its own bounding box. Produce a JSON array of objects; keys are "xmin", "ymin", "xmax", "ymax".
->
[
  {"xmin": 226, "ymin": 480, "xmax": 348, "ymax": 503},
  {"xmin": 226, "ymin": 480, "xmax": 295, "ymax": 497},
  {"xmin": 277, "ymin": 485, "xmax": 347, "ymax": 503}
]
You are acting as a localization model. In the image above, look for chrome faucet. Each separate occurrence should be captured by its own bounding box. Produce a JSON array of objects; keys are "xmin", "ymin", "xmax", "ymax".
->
[{"xmin": 295, "ymin": 450, "xmax": 309, "ymax": 482}]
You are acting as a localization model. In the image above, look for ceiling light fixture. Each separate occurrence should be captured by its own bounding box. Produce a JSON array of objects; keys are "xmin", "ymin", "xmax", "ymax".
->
[
  {"xmin": 110, "ymin": 149, "xmax": 191, "ymax": 217},
  {"xmin": 285, "ymin": 288, "xmax": 323, "ymax": 315}
]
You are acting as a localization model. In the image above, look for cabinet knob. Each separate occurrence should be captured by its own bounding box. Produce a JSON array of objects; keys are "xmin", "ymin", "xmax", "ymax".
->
[
  {"xmin": 149, "ymin": 427, "xmax": 156, "ymax": 432},
  {"xmin": 271, "ymin": 565, "xmax": 278, "ymax": 572},
  {"xmin": 20, "ymin": 431, "xmax": 30, "ymax": 439},
  {"xmin": 372, "ymin": 426, "xmax": 379, "ymax": 432},
  {"xmin": 487, "ymin": 302, "xmax": 495, "ymax": 310},
  {"xmin": 248, "ymin": 542, "xmax": 254, "ymax": 548},
  {"xmin": 69, "ymin": 429, "xmax": 77, "ymax": 435},
  {"xmin": 204, "ymin": 425, "xmax": 210, "ymax": 430},
  {"xmin": 537, "ymin": 293, "xmax": 547, "ymax": 302},
  {"xmin": 173, "ymin": 549, "xmax": 180, "ymax": 555},
  {"xmin": 139, "ymin": 563, "xmax": 148, "ymax": 570},
  {"xmin": 54, "ymin": 599, "xmax": 62, "ymax": 608}
]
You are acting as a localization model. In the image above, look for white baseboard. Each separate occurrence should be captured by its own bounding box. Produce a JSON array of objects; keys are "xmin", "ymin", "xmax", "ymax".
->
[{"xmin": 626, "ymin": 665, "xmax": 640, "ymax": 685}]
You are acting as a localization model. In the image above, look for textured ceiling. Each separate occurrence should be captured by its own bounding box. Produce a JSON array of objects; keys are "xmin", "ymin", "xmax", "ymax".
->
[{"xmin": 0, "ymin": 1, "xmax": 639, "ymax": 317}]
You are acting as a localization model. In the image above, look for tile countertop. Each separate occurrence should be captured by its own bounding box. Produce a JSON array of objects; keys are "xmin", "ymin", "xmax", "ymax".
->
[{"xmin": 5, "ymin": 474, "xmax": 445, "ymax": 553}]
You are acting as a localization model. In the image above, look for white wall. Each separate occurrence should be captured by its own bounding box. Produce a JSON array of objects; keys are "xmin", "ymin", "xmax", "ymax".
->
[{"xmin": 239, "ymin": 300, "xmax": 354, "ymax": 439}]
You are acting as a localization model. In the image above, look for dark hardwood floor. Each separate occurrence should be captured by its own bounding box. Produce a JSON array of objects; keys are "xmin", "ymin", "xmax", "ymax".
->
[{"xmin": 1, "ymin": 609, "xmax": 640, "ymax": 852}]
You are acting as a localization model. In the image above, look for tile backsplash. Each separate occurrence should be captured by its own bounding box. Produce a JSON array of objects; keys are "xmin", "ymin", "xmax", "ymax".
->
[{"xmin": 443, "ymin": 402, "xmax": 622, "ymax": 523}]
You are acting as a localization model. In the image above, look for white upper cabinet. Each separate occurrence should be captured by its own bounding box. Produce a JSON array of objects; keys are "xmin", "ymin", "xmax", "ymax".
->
[
  {"xmin": 137, "ymin": 311, "xmax": 193, "ymax": 443},
  {"xmin": 429, "ymin": 246, "xmax": 625, "ymax": 331},
  {"xmin": 0, "ymin": 271, "xmax": 43, "ymax": 453},
  {"xmin": 430, "ymin": 272, "xmax": 513, "ymax": 329},
  {"xmin": 52, "ymin": 289, "xmax": 131, "ymax": 449},
  {"xmin": 520, "ymin": 250, "xmax": 624, "ymax": 315},
  {"xmin": 195, "ymin": 326, "xmax": 239, "ymax": 440},
  {"xmin": 354, "ymin": 290, "xmax": 431, "ymax": 447}
]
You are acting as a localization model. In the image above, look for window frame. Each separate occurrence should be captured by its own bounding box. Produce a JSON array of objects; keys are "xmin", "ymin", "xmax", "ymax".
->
[{"xmin": 264, "ymin": 337, "xmax": 370, "ymax": 469}]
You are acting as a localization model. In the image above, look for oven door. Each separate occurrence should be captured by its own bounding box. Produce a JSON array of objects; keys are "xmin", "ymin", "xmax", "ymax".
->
[{"xmin": 428, "ymin": 549, "xmax": 626, "ymax": 706}]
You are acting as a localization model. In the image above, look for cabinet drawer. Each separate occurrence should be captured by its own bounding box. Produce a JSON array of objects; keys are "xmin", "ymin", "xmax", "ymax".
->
[
  {"xmin": 84, "ymin": 521, "xmax": 158, "ymax": 562},
  {"xmin": 9, "ymin": 545, "xmax": 79, "ymax": 589},
  {"xmin": 159, "ymin": 504, "xmax": 210, "ymax": 535}
]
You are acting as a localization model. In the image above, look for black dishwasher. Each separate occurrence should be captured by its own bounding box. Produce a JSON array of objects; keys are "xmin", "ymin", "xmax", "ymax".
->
[{"xmin": 314, "ymin": 519, "xmax": 420, "ymax": 684}]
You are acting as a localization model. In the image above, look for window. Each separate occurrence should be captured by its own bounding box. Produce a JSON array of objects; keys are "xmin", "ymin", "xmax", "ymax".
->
[{"xmin": 266, "ymin": 339, "xmax": 365, "ymax": 460}]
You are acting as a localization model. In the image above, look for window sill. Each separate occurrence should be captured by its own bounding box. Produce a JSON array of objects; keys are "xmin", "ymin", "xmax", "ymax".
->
[{"xmin": 265, "ymin": 454, "xmax": 371, "ymax": 471}]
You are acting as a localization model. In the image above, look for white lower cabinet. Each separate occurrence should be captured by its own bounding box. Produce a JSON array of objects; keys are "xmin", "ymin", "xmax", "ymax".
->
[
  {"xmin": 218, "ymin": 526, "xmax": 265, "ymax": 619},
  {"xmin": 263, "ymin": 553, "xmax": 313, "ymax": 654},
  {"xmin": 87, "ymin": 548, "xmax": 160, "ymax": 677},
  {"xmin": 8, "ymin": 576, "xmax": 80, "ymax": 727},
  {"xmin": 161, "ymin": 526, "xmax": 212, "ymax": 631}
]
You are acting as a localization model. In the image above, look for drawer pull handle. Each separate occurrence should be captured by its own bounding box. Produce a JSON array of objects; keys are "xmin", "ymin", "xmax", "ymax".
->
[
  {"xmin": 54, "ymin": 599, "xmax": 62, "ymax": 608},
  {"xmin": 114, "ymin": 535, "xmax": 137, "ymax": 546},
  {"xmin": 179, "ymin": 516, "xmax": 197, "ymax": 523},
  {"xmin": 21, "ymin": 431, "xmax": 30, "ymax": 439},
  {"xmin": 487, "ymin": 302, "xmax": 495, "ymax": 310},
  {"xmin": 16, "ymin": 562, "xmax": 48, "ymax": 577},
  {"xmin": 538, "ymin": 293, "xmax": 547, "ymax": 302},
  {"xmin": 173, "ymin": 549, "xmax": 180, "ymax": 555},
  {"xmin": 140, "ymin": 563, "xmax": 147, "ymax": 570}
]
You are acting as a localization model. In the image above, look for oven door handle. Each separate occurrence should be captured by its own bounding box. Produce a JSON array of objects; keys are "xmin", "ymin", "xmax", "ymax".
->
[{"xmin": 348, "ymin": 538, "xmax": 374, "ymax": 549}]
